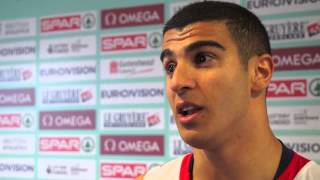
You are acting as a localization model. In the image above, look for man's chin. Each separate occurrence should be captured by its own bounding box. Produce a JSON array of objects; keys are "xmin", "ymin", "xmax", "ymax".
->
[{"xmin": 179, "ymin": 132, "xmax": 209, "ymax": 149}]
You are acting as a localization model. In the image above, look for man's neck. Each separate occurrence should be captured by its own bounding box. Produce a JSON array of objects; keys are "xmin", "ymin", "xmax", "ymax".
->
[{"xmin": 192, "ymin": 124, "xmax": 282, "ymax": 180}]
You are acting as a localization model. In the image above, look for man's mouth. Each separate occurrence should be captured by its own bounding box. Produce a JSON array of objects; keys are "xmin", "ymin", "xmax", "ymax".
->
[{"xmin": 176, "ymin": 102, "xmax": 204, "ymax": 117}]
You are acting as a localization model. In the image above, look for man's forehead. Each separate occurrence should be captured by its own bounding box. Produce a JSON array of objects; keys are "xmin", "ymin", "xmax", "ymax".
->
[{"xmin": 163, "ymin": 21, "xmax": 227, "ymax": 45}]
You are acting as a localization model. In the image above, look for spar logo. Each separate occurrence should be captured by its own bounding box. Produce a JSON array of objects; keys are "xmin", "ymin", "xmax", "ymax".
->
[
  {"xmin": 39, "ymin": 136, "xmax": 95, "ymax": 153},
  {"xmin": 309, "ymin": 78, "xmax": 320, "ymax": 97},
  {"xmin": 268, "ymin": 77, "xmax": 320, "ymax": 100},
  {"xmin": 102, "ymin": 33, "xmax": 147, "ymax": 51},
  {"xmin": 41, "ymin": 86, "xmax": 95, "ymax": 105},
  {"xmin": 101, "ymin": 31, "xmax": 161, "ymax": 53},
  {"xmin": 0, "ymin": 114, "xmax": 20, "ymax": 128},
  {"xmin": 100, "ymin": 135, "xmax": 164, "ymax": 156},
  {"xmin": 40, "ymin": 110, "xmax": 96, "ymax": 130},
  {"xmin": 101, "ymin": 4, "xmax": 164, "ymax": 29},
  {"xmin": 40, "ymin": 137, "xmax": 80, "ymax": 152},
  {"xmin": 267, "ymin": 79, "xmax": 306, "ymax": 98},
  {"xmin": 101, "ymin": 109, "xmax": 163, "ymax": 129},
  {"xmin": 100, "ymin": 163, "xmax": 146, "ymax": 179},
  {"xmin": 0, "ymin": 113, "xmax": 33, "ymax": 129},
  {"xmin": 41, "ymin": 11, "xmax": 96, "ymax": 33},
  {"xmin": 272, "ymin": 46, "xmax": 320, "ymax": 71}
]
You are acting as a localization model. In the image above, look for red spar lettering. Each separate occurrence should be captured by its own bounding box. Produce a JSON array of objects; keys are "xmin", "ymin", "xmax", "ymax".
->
[
  {"xmin": 41, "ymin": 15, "xmax": 81, "ymax": 32},
  {"xmin": 101, "ymin": 163, "xmax": 146, "ymax": 178},
  {"xmin": 102, "ymin": 34, "xmax": 147, "ymax": 51},
  {"xmin": 40, "ymin": 137, "xmax": 80, "ymax": 152},
  {"xmin": 0, "ymin": 114, "xmax": 21, "ymax": 128},
  {"xmin": 267, "ymin": 79, "xmax": 306, "ymax": 97}
]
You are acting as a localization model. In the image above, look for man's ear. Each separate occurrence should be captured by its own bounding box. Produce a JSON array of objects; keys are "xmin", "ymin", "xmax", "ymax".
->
[{"xmin": 249, "ymin": 54, "xmax": 274, "ymax": 93}]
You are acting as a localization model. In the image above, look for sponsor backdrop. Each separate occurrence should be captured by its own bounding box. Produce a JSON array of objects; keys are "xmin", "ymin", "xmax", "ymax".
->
[{"xmin": 0, "ymin": 0, "xmax": 319, "ymax": 179}]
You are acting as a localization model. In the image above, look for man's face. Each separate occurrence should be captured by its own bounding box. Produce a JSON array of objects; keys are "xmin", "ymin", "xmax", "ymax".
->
[{"xmin": 161, "ymin": 21, "xmax": 252, "ymax": 149}]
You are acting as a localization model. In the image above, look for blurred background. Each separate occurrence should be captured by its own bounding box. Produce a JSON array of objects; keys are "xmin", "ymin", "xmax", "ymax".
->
[{"xmin": 0, "ymin": 0, "xmax": 319, "ymax": 179}]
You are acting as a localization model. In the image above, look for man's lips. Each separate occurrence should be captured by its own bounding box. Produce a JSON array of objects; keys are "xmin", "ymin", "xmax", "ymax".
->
[{"xmin": 175, "ymin": 101, "xmax": 204, "ymax": 124}]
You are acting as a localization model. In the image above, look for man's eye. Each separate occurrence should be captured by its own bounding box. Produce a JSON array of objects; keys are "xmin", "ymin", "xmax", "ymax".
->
[
  {"xmin": 194, "ymin": 53, "xmax": 214, "ymax": 65},
  {"xmin": 165, "ymin": 62, "xmax": 176, "ymax": 74}
]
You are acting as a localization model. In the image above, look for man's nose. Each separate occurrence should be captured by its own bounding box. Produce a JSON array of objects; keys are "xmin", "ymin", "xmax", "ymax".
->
[{"xmin": 169, "ymin": 62, "xmax": 196, "ymax": 96}]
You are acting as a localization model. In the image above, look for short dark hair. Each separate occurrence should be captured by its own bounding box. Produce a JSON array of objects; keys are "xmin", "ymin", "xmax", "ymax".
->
[{"xmin": 163, "ymin": 1, "xmax": 271, "ymax": 67}]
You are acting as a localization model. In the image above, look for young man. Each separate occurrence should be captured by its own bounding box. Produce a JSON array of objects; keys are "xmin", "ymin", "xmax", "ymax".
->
[{"xmin": 139, "ymin": 1, "xmax": 320, "ymax": 180}]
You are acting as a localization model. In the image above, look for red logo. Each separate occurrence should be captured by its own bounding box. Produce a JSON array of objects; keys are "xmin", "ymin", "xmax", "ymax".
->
[
  {"xmin": 0, "ymin": 114, "xmax": 21, "ymax": 128},
  {"xmin": 81, "ymin": 90, "xmax": 92, "ymax": 102},
  {"xmin": 272, "ymin": 46, "xmax": 320, "ymax": 71},
  {"xmin": 100, "ymin": 135, "xmax": 164, "ymax": 156},
  {"xmin": 110, "ymin": 61, "xmax": 118, "ymax": 74},
  {"xmin": 41, "ymin": 15, "xmax": 81, "ymax": 33},
  {"xmin": 147, "ymin": 114, "xmax": 160, "ymax": 127},
  {"xmin": 101, "ymin": 4, "xmax": 164, "ymax": 29},
  {"xmin": 307, "ymin": 21, "xmax": 320, "ymax": 37},
  {"xmin": 101, "ymin": 34, "xmax": 147, "ymax": 52},
  {"xmin": 0, "ymin": 88, "xmax": 35, "ymax": 107},
  {"xmin": 39, "ymin": 137, "xmax": 80, "ymax": 152},
  {"xmin": 268, "ymin": 79, "xmax": 307, "ymax": 97},
  {"xmin": 39, "ymin": 110, "xmax": 96, "ymax": 130},
  {"xmin": 100, "ymin": 163, "xmax": 146, "ymax": 178},
  {"xmin": 22, "ymin": 70, "xmax": 32, "ymax": 80}
]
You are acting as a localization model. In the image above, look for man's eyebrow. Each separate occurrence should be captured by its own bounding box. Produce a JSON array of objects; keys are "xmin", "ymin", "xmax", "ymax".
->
[
  {"xmin": 160, "ymin": 40, "xmax": 224, "ymax": 62},
  {"xmin": 185, "ymin": 40, "xmax": 225, "ymax": 53},
  {"xmin": 160, "ymin": 49, "xmax": 174, "ymax": 62}
]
